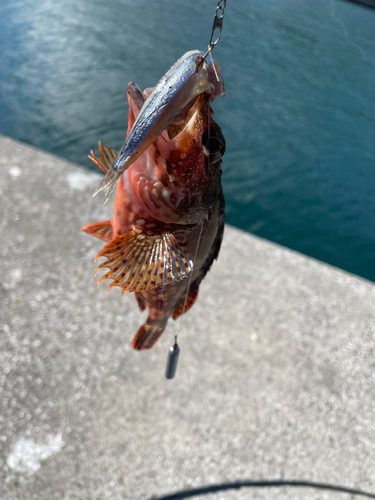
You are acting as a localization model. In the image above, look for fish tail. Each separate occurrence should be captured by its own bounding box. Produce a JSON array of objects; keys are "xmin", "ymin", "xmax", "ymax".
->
[
  {"xmin": 131, "ymin": 317, "xmax": 168, "ymax": 350},
  {"xmin": 92, "ymin": 167, "xmax": 121, "ymax": 204}
]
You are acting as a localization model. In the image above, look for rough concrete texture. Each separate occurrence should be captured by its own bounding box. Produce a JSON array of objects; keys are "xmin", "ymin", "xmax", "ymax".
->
[{"xmin": 1, "ymin": 135, "xmax": 375, "ymax": 500}]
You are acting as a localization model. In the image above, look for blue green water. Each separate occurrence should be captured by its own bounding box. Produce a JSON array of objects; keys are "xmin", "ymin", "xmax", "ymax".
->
[{"xmin": 1, "ymin": 0, "xmax": 375, "ymax": 280}]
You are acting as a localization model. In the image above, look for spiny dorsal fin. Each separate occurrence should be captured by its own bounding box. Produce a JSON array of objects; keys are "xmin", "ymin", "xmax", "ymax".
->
[
  {"xmin": 81, "ymin": 220, "xmax": 113, "ymax": 243},
  {"xmin": 94, "ymin": 229, "xmax": 193, "ymax": 293},
  {"xmin": 88, "ymin": 142, "xmax": 118, "ymax": 174}
]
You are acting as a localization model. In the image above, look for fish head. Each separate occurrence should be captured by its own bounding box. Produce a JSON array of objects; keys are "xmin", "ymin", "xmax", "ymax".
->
[
  {"xmin": 164, "ymin": 56, "xmax": 226, "ymax": 210},
  {"xmin": 167, "ymin": 88, "xmax": 226, "ymax": 181},
  {"xmin": 122, "ymin": 54, "xmax": 226, "ymax": 223},
  {"xmin": 94, "ymin": 50, "xmax": 225, "ymax": 203}
]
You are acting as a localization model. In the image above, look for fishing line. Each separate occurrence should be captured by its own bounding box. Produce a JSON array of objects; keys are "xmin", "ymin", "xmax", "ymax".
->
[
  {"xmin": 175, "ymin": 63, "xmax": 212, "ymax": 323},
  {"xmin": 177, "ymin": 220, "xmax": 204, "ymax": 337},
  {"xmin": 165, "ymin": 221, "xmax": 204, "ymax": 379},
  {"xmin": 165, "ymin": 0, "xmax": 226, "ymax": 379},
  {"xmin": 204, "ymin": 85, "xmax": 211, "ymax": 178}
]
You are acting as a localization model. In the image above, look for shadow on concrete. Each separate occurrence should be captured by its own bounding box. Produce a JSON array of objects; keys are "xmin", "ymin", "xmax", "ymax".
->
[{"xmin": 151, "ymin": 480, "xmax": 375, "ymax": 500}]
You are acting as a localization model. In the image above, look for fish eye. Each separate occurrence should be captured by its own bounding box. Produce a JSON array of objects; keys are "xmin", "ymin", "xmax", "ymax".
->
[{"xmin": 202, "ymin": 128, "xmax": 226, "ymax": 164}]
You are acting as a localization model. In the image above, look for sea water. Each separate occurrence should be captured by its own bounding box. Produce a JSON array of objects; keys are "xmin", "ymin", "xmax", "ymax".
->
[{"xmin": 1, "ymin": 0, "xmax": 374, "ymax": 280}]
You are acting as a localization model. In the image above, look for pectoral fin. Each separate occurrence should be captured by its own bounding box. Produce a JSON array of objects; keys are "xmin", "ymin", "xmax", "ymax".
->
[
  {"xmin": 94, "ymin": 229, "xmax": 193, "ymax": 293},
  {"xmin": 81, "ymin": 220, "xmax": 113, "ymax": 242}
]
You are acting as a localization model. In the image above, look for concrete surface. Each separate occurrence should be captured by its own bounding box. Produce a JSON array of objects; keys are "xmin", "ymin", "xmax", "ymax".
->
[{"xmin": 1, "ymin": 135, "xmax": 375, "ymax": 500}]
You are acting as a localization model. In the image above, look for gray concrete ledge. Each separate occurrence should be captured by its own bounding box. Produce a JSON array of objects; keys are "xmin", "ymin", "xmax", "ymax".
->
[{"xmin": 1, "ymin": 135, "xmax": 375, "ymax": 500}]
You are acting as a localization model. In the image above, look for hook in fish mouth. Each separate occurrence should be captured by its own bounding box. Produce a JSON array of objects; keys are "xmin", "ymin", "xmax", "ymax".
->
[{"xmin": 93, "ymin": 50, "xmax": 225, "ymax": 204}]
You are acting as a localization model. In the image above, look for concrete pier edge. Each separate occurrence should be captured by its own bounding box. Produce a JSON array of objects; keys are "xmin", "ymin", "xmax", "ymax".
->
[{"xmin": 1, "ymin": 135, "xmax": 375, "ymax": 500}]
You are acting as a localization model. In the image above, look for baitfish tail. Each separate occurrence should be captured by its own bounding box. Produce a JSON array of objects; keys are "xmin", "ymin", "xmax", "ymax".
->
[
  {"xmin": 131, "ymin": 317, "xmax": 169, "ymax": 350},
  {"xmin": 92, "ymin": 166, "xmax": 122, "ymax": 204}
]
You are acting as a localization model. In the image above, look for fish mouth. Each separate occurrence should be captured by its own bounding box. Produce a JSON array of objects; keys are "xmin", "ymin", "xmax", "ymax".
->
[
  {"xmin": 182, "ymin": 61, "xmax": 225, "ymax": 134},
  {"xmin": 129, "ymin": 57, "xmax": 224, "ymax": 143},
  {"xmin": 93, "ymin": 51, "xmax": 225, "ymax": 203},
  {"xmin": 130, "ymin": 57, "xmax": 224, "ymax": 129},
  {"xmin": 124, "ymin": 53, "xmax": 225, "ymax": 145},
  {"xmin": 165, "ymin": 96, "xmax": 201, "ymax": 140},
  {"xmin": 168, "ymin": 92, "xmax": 226, "ymax": 163}
]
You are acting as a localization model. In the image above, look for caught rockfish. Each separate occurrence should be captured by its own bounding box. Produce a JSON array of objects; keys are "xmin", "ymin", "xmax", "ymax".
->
[{"xmin": 82, "ymin": 50, "xmax": 226, "ymax": 350}]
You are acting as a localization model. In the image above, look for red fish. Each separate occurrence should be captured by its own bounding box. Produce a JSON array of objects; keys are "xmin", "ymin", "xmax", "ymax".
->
[{"xmin": 82, "ymin": 52, "xmax": 226, "ymax": 350}]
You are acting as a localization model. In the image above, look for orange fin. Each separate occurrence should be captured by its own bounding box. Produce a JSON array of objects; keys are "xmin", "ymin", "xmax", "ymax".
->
[
  {"xmin": 131, "ymin": 318, "xmax": 167, "ymax": 350},
  {"xmin": 94, "ymin": 229, "xmax": 193, "ymax": 293},
  {"xmin": 81, "ymin": 220, "xmax": 113, "ymax": 243},
  {"xmin": 172, "ymin": 289, "xmax": 199, "ymax": 320},
  {"xmin": 88, "ymin": 142, "xmax": 118, "ymax": 174}
]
